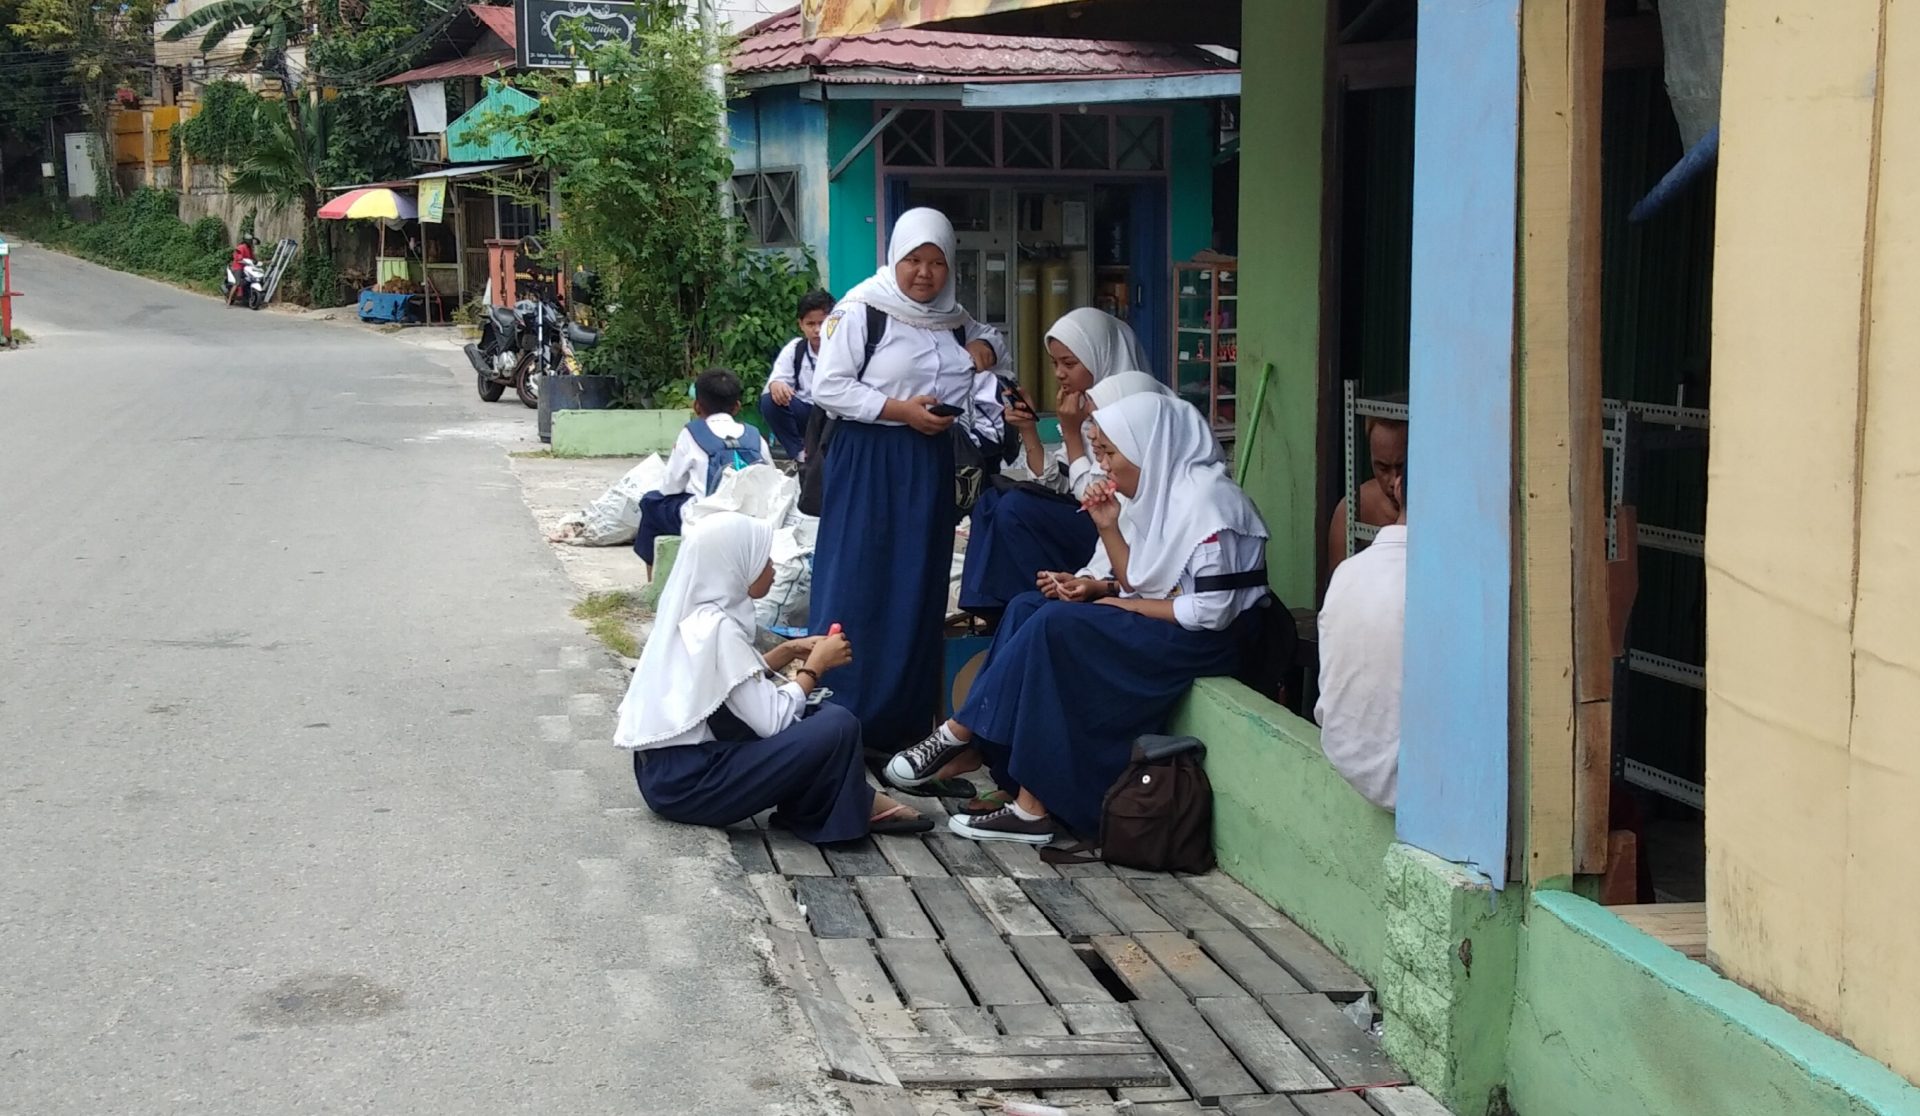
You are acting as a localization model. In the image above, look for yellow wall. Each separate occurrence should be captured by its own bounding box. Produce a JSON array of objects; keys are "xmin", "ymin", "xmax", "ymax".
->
[{"xmin": 1710, "ymin": 0, "xmax": 1920, "ymax": 1083}]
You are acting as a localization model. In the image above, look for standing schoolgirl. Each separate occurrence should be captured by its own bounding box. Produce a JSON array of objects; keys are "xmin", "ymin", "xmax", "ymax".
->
[
  {"xmin": 960, "ymin": 308, "xmax": 1153, "ymax": 621},
  {"xmin": 615, "ymin": 513, "xmax": 931, "ymax": 840},
  {"xmin": 885, "ymin": 392, "xmax": 1271, "ymax": 843},
  {"xmin": 808, "ymin": 208, "xmax": 1009, "ymax": 755}
]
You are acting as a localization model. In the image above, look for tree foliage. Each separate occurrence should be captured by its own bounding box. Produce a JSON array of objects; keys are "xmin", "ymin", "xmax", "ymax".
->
[
  {"xmin": 8, "ymin": 0, "xmax": 161, "ymax": 193},
  {"xmin": 158, "ymin": 0, "xmax": 307, "ymax": 79},
  {"xmin": 486, "ymin": 22, "xmax": 739, "ymax": 402},
  {"xmin": 170, "ymin": 79, "xmax": 267, "ymax": 167}
]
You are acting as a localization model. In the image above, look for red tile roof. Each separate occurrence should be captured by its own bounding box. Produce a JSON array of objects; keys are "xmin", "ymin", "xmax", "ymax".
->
[
  {"xmin": 378, "ymin": 50, "xmax": 515, "ymax": 86},
  {"xmin": 470, "ymin": 3, "xmax": 516, "ymax": 48},
  {"xmin": 733, "ymin": 5, "xmax": 1225, "ymax": 80}
]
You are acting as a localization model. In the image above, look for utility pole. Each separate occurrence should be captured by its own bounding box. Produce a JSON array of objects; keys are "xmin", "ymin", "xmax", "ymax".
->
[{"xmin": 696, "ymin": 0, "xmax": 731, "ymax": 217}]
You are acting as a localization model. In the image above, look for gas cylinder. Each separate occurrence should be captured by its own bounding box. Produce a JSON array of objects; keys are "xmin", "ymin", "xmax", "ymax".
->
[
  {"xmin": 1039, "ymin": 256, "xmax": 1073, "ymax": 411},
  {"xmin": 1016, "ymin": 259, "xmax": 1042, "ymax": 403}
]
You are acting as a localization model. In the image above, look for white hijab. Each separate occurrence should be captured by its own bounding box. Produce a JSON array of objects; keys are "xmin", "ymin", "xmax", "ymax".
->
[
  {"xmin": 1093, "ymin": 392, "xmax": 1267, "ymax": 599},
  {"xmin": 839, "ymin": 207, "xmax": 970, "ymax": 331},
  {"xmin": 1088, "ymin": 369, "xmax": 1177, "ymax": 407},
  {"xmin": 1045, "ymin": 308, "xmax": 1151, "ymax": 385},
  {"xmin": 614, "ymin": 513, "xmax": 775, "ymax": 750}
]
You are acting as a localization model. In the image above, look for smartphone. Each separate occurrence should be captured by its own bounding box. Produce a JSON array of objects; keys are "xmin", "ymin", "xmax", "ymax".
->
[
  {"xmin": 928, "ymin": 403, "xmax": 965, "ymax": 418},
  {"xmin": 999, "ymin": 377, "xmax": 1031, "ymax": 414}
]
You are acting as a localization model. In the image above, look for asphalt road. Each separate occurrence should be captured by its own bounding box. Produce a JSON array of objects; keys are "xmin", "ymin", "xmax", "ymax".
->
[{"xmin": 0, "ymin": 244, "xmax": 823, "ymax": 1115}]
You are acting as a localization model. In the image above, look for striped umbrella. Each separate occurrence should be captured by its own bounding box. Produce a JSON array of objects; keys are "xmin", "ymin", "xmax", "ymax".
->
[{"xmin": 318, "ymin": 187, "xmax": 417, "ymax": 221}]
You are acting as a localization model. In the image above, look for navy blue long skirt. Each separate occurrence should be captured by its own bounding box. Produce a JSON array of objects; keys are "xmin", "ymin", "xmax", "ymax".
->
[
  {"xmin": 810, "ymin": 421, "xmax": 956, "ymax": 751},
  {"xmin": 633, "ymin": 490, "xmax": 693, "ymax": 566},
  {"xmin": 956, "ymin": 591, "xmax": 1248, "ymax": 837},
  {"xmin": 633, "ymin": 704, "xmax": 873, "ymax": 844},
  {"xmin": 959, "ymin": 485, "xmax": 1099, "ymax": 616}
]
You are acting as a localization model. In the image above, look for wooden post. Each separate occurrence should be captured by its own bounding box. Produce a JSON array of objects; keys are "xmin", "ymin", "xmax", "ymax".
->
[
  {"xmin": 141, "ymin": 111, "xmax": 155, "ymax": 187},
  {"xmin": 1518, "ymin": 0, "xmax": 1608, "ymax": 880}
]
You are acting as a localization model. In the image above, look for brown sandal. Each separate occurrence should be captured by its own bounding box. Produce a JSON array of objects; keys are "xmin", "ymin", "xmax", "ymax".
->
[{"xmin": 869, "ymin": 804, "xmax": 934, "ymax": 835}]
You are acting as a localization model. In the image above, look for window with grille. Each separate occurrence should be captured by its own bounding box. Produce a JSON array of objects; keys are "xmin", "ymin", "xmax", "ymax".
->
[
  {"xmin": 731, "ymin": 169, "xmax": 801, "ymax": 247},
  {"xmin": 1115, "ymin": 114, "xmax": 1166, "ymax": 171},
  {"xmin": 497, "ymin": 196, "xmax": 547, "ymax": 241},
  {"xmin": 1001, "ymin": 113, "xmax": 1054, "ymax": 169},
  {"xmin": 1060, "ymin": 113, "xmax": 1111, "ymax": 170},
  {"xmin": 882, "ymin": 109, "xmax": 937, "ymax": 167}
]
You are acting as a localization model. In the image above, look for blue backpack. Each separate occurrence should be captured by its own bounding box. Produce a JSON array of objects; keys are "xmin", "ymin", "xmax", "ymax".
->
[{"xmin": 686, "ymin": 419, "xmax": 766, "ymax": 495}]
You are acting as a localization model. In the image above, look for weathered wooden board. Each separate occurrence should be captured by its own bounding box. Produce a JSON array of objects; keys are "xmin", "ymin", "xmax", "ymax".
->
[
  {"xmin": 1053, "ymin": 857, "xmax": 1117, "ymax": 878},
  {"xmin": 1220, "ymin": 1096, "xmax": 1308, "ymax": 1115},
  {"xmin": 766, "ymin": 827, "xmax": 834, "ymax": 876},
  {"xmin": 1289, "ymin": 1093, "xmax": 1375, "ymax": 1116},
  {"xmin": 1249, "ymin": 919, "xmax": 1372, "ymax": 997},
  {"xmin": 823, "ymin": 837, "xmax": 896, "ymax": 877},
  {"xmin": 838, "ymin": 1082, "xmax": 920, "ymax": 1116},
  {"xmin": 1368, "ymin": 1086, "xmax": 1456, "ymax": 1116},
  {"xmin": 1090, "ymin": 934, "xmax": 1187, "ymax": 1002},
  {"xmin": 1128, "ymin": 876, "xmax": 1236, "ymax": 932},
  {"xmin": 992, "ymin": 1005, "xmax": 1117, "ymax": 1110},
  {"xmin": 924, "ymin": 833, "xmax": 1002, "ymax": 877},
  {"xmin": 886, "ymin": 1052, "xmax": 1169, "ymax": 1091},
  {"xmin": 873, "ymin": 833, "xmax": 950, "ymax": 877},
  {"xmin": 1261, "ymin": 994, "xmax": 1407, "ymax": 1087},
  {"xmin": 748, "ymin": 872, "xmax": 808, "ymax": 932},
  {"xmin": 946, "ymin": 936, "xmax": 1047, "ymax": 1005},
  {"xmin": 728, "ymin": 828, "xmax": 774, "ymax": 874},
  {"xmin": 1135, "ymin": 931, "xmax": 1251, "ymax": 1000},
  {"xmin": 796, "ymin": 875, "xmax": 877, "ymax": 939},
  {"xmin": 794, "ymin": 990, "xmax": 900, "ymax": 1087},
  {"xmin": 962, "ymin": 876, "xmax": 1057, "ymax": 936},
  {"xmin": 1194, "ymin": 928, "xmax": 1309, "ymax": 995},
  {"xmin": 878, "ymin": 1035, "xmax": 1152, "ymax": 1058},
  {"xmin": 983, "ymin": 840, "xmax": 1059, "ymax": 879},
  {"xmin": 1183, "ymin": 874, "xmax": 1286, "ymax": 930},
  {"xmin": 875, "ymin": 938, "xmax": 973, "ymax": 1009},
  {"xmin": 1010, "ymin": 933, "xmax": 1117, "ymax": 1004},
  {"xmin": 1130, "ymin": 997, "xmax": 1260, "ymax": 1104},
  {"xmin": 855, "ymin": 876, "xmax": 938, "ymax": 939},
  {"xmin": 1078, "ymin": 877, "xmax": 1178, "ymax": 933},
  {"xmin": 820, "ymin": 937, "xmax": 917, "ymax": 1038},
  {"xmin": 1196, "ymin": 996, "xmax": 1333, "ymax": 1093},
  {"xmin": 1020, "ymin": 877, "xmax": 1120, "ymax": 941},
  {"xmin": 915, "ymin": 1006, "xmax": 997, "ymax": 1037},
  {"xmin": 909, "ymin": 877, "xmax": 998, "ymax": 940},
  {"xmin": 1124, "ymin": 1104, "xmax": 1208, "ymax": 1115},
  {"xmin": 1060, "ymin": 1001, "xmax": 1143, "ymax": 1037}
]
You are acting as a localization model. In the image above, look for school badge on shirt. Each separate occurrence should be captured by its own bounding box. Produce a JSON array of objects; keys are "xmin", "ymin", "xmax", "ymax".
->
[{"xmin": 822, "ymin": 309, "xmax": 845, "ymax": 339}]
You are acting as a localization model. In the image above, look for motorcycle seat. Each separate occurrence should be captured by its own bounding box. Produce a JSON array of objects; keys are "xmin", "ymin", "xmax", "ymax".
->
[
  {"xmin": 565, "ymin": 323, "xmax": 601, "ymax": 347},
  {"xmin": 488, "ymin": 306, "xmax": 519, "ymax": 331}
]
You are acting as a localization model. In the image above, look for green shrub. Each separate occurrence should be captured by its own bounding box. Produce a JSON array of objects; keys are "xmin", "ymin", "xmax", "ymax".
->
[{"xmin": 0, "ymin": 188, "xmax": 229, "ymax": 294}]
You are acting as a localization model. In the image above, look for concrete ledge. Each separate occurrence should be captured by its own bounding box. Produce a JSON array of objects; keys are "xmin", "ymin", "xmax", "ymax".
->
[
  {"xmin": 1171, "ymin": 677, "xmax": 1397, "ymax": 983},
  {"xmin": 551, "ymin": 408, "xmax": 690, "ymax": 458},
  {"xmin": 1508, "ymin": 891, "xmax": 1920, "ymax": 1116}
]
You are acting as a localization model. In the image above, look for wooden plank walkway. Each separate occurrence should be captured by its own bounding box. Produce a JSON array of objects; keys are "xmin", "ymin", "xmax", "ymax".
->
[{"xmin": 726, "ymin": 790, "xmax": 1441, "ymax": 1115}]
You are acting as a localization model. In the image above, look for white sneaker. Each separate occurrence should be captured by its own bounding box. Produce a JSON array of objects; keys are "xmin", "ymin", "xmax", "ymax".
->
[
  {"xmin": 884, "ymin": 726, "xmax": 967, "ymax": 790},
  {"xmin": 947, "ymin": 806, "xmax": 1059, "ymax": 845}
]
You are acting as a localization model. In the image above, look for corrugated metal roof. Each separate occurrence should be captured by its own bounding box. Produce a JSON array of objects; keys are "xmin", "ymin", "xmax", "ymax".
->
[
  {"xmin": 732, "ymin": 4, "xmax": 1224, "ymax": 79},
  {"xmin": 378, "ymin": 51, "xmax": 515, "ymax": 86},
  {"xmin": 470, "ymin": 4, "xmax": 517, "ymax": 48}
]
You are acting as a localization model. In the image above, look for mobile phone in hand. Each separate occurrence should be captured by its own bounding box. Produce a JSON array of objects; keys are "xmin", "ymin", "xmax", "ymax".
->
[
  {"xmin": 928, "ymin": 403, "xmax": 964, "ymax": 418},
  {"xmin": 999, "ymin": 377, "xmax": 1031, "ymax": 414}
]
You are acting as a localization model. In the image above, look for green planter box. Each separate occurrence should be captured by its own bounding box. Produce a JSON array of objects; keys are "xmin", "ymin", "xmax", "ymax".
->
[{"xmin": 550, "ymin": 408, "xmax": 692, "ymax": 457}]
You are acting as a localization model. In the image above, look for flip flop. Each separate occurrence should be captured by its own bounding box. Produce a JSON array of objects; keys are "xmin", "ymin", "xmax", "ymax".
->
[
  {"xmin": 921, "ymin": 776, "xmax": 980, "ymax": 799},
  {"xmin": 869, "ymin": 804, "xmax": 934, "ymax": 835},
  {"xmin": 960, "ymin": 789, "xmax": 1015, "ymax": 816}
]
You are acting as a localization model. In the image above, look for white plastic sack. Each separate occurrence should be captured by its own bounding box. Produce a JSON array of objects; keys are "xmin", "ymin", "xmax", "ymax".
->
[
  {"xmin": 681, "ymin": 463, "xmax": 799, "ymax": 531},
  {"xmin": 754, "ymin": 518, "xmax": 817, "ymax": 632},
  {"xmin": 554, "ymin": 455, "xmax": 667, "ymax": 546}
]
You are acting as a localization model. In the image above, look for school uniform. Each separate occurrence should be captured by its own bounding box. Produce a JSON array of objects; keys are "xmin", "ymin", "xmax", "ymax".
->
[
  {"xmin": 758, "ymin": 336, "xmax": 818, "ymax": 460},
  {"xmin": 617, "ymin": 515, "xmax": 874, "ymax": 843},
  {"xmin": 1314, "ymin": 522, "xmax": 1406, "ymax": 810},
  {"xmin": 633, "ymin": 413, "xmax": 765, "ymax": 566},
  {"xmin": 960, "ymin": 315, "xmax": 1161, "ymax": 619},
  {"xmin": 809, "ymin": 208, "xmax": 1010, "ymax": 752},
  {"xmin": 945, "ymin": 392, "xmax": 1272, "ymax": 839}
]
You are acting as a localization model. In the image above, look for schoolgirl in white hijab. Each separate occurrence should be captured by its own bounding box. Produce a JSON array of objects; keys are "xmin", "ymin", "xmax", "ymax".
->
[
  {"xmin": 805, "ymin": 207, "xmax": 1013, "ymax": 771},
  {"xmin": 616, "ymin": 513, "xmax": 930, "ymax": 841},
  {"xmin": 888, "ymin": 391, "xmax": 1276, "ymax": 845},
  {"xmin": 1003, "ymin": 308, "xmax": 1154, "ymax": 498}
]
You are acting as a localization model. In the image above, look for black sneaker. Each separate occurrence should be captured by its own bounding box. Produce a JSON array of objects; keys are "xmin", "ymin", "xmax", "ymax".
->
[
  {"xmin": 948, "ymin": 806, "xmax": 1058, "ymax": 845},
  {"xmin": 884, "ymin": 727, "xmax": 967, "ymax": 790}
]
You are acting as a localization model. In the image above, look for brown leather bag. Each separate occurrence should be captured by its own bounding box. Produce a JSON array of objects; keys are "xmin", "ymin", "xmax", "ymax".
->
[{"xmin": 1046, "ymin": 735, "xmax": 1215, "ymax": 874}]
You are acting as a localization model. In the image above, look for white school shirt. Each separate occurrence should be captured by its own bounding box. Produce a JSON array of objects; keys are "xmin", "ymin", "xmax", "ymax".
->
[
  {"xmin": 766, "ymin": 337, "xmax": 817, "ymax": 401},
  {"xmin": 1313, "ymin": 523, "xmax": 1405, "ymax": 810},
  {"xmin": 1007, "ymin": 426, "xmax": 1099, "ymax": 499},
  {"xmin": 644, "ymin": 670, "xmax": 808, "ymax": 750},
  {"xmin": 659, "ymin": 413, "xmax": 756, "ymax": 500},
  {"xmin": 1076, "ymin": 528, "xmax": 1267, "ymax": 633},
  {"xmin": 811, "ymin": 306, "xmax": 1010, "ymax": 445}
]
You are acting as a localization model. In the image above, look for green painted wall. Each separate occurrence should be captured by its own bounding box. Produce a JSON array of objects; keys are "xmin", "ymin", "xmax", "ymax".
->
[
  {"xmin": 1169, "ymin": 102, "xmax": 1215, "ymax": 262},
  {"xmin": 550, "ymin": 408, "xmax": 691, "ymax": 458},
  {"xmin": 1233, "ymin": 0, "xmax": 1328, "ymax": 608},
  {"xmin": 1509, "ymin": 892, "xmax": 1920, "ymax": 1116},
  {"xmin": 1172, "ymin": 677, "xmax": 1397, "ymax": 982},
  {"xmin": 826, "ymin": 102, "xmax": 882, "ymax": 296}
]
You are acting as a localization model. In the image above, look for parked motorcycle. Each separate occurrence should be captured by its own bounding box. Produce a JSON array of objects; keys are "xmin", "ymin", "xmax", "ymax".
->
[
  {"xmin": 465, "ymin": 279, "xmax": 600, "ymax": 408},
  {"xmin": 223, "ymin": 258, "xmax": 268, "ymax": 310}
]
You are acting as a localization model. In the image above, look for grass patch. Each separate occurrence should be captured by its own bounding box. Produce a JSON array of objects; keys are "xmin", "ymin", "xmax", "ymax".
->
[
  {"xmin": 6, "ymin": 328, "xmax": 26, "ymax": 345},
  {"xmin": 509, "ymin": 448, "xmax": 555, "ymax": 459},
  {"xmin": 572, "ymin": 590, "xmax": 648, "ymax": 658},
  {"xmin": 1, "ymin": 191, "xmax": 231, "ymax": 297}
]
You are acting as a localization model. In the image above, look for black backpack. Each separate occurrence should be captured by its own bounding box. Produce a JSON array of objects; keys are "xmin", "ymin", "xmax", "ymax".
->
[
  {"xmin": 797, "ymin": 305, "xmax": 1007, "ymax": 517},
  {"xmin": 1044, "ymin": 734, "xmax": 1215, "ymax": 874}
]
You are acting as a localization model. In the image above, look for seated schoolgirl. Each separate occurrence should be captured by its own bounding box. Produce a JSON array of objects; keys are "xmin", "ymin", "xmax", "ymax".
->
[
  {"xmin": 615, "ymin": 513, "xmax": 932, "ymax": 841},
  {"xmin": 633, "ymin": 368, "xmax": 769, "ymax": 578},
  {"xmin": 885, "ymin": 392, "xmax": 1271, "ymax": 844},
  {"xmin": 959, "ymin": 309, "xmax": 1151, "ymax": 622}
]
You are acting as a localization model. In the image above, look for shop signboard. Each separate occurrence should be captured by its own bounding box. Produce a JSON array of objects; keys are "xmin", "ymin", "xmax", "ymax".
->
[{"xmin": 516, "ymin": 0, "xmax": 639, "ymax": 69}]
